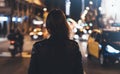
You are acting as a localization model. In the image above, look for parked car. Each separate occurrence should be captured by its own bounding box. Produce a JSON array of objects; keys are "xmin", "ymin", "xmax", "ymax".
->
[{"xmin": 87, "ymin": 29, "xmax": 120, "ymax": 66}]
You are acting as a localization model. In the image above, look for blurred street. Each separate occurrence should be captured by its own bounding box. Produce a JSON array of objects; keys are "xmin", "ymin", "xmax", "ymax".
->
[
  {"xmin": 79, "ymin": 41, "xmax": 120, "ymax": 74},
  {"xmin": 0, "ymin": 35, "xmax": 35, "ymax": 74},
  {"xmin": 0, "ymin": 35, "xmax": 35, "ymax": 58},
  {"xmin": 0, "ymin": 36, "xmax": 34, "ymax": 74},
  {"xmin": 0, "ymin": 36, "xmax": 120, "ymax": 74},
  {"xmin": 0, "ymin": 0, "xmax": 120, "ymax": 74},
  {"xmin": 0, "ymin": 57, "xmax": 30, "ymax": 74}
]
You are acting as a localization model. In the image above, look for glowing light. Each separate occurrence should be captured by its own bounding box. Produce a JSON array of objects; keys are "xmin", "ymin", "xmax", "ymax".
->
[
  {"xmin": 65, "ymin": 0, "xmax": 71, "ymax": 16},
  {"xmin": 33, "ymin": 19, "xmax": 43, "ymax": 25},
  {"xmin": 81, "ymin": 34, "xmax": 89, "ymax": 40},
  {"xmin": 38, "ymin": 32, "xmax": 43, "ymax": 35},
  {"xmin": 12, "ymin": 17, "xmax": 16, "ymax": 22},
  {"xmin": 0, "ymin": 16, "xmax": 8, "ymax": 21},
  {"xmin": 89, "ymin": 1, "xmax": 93, "ymax": 5},
  {"xmin": 74, "ymin": 34, "xmax": 79, "ymax": 40},
  {"xmin": 83, "ymin": 29, "xmax": 87, "ymax": 34},
  {"xmin": 26, "ymin": 0, "xmax": 42, "ymax": 5},
  {"xmin": 101, "ymin": 0, "xmax": 120, "ymax": 23},
  {"xmin": 33, "ymin": 35, "xmax": 38, "ymax": 39},
  {"xmin": 106, "ymin": 45, "xmax": 120, "ymax": 53},
  {"xmin": 0, "ymin": 2, "xmax": 5, "ymax": 7},
  {"xmin": 88, "ymin": 30, "xmax": 92, "ymax": 34},
  {"xmin": 86, "ymin": 7, "xmax": 90, "ymax": 10},
  {"xmin": 18, "ymin": 17, "xmax": 22, "ymax": 22},
  {"xmin": 43, "ymin": 8, "xmax": 47, "ymax": 12},
  {"xmin": 89, "ymin": 23, "xmax": 93, "ymax": 26},
  {"xmin": 98, "ymin": 7, "xmax": 102, "ymax": 11},
  {"xmin": 29, "ymin": 32, "xmax": 34, "ymax": 35}
]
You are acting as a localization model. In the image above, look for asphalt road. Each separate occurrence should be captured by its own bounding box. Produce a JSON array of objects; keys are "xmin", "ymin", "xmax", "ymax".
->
[
  {"xmin": 0, "ymin": 35, "xmax": 35, "ymax": 74},
  {"xmin": 79, "ymin": 41, "xmax": 120, "ymax": 74},
  {"xmin": 0, "ymin": 37, "xmax": 120, "ymax": 74},
  {"xmin": 0, "ymin": 57, "xmax": 30, "ymax": 74}
]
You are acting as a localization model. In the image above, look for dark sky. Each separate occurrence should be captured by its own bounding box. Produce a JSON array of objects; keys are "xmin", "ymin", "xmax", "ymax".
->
[
  {"xmin": 44, "ymin": 0, "xmax": 82, "ymax": 21},
  {"xmin": 70, "ymin": 0, "xmax": 82, "ymax": 21}
]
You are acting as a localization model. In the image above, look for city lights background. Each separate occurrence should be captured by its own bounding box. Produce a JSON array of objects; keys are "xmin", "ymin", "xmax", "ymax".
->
[{"xmin": 101, "ymin": 0, "xmax": 120, "ymax": 24}]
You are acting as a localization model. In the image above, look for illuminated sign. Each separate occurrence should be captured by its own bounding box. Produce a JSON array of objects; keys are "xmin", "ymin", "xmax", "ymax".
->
[
  {"xmin": 0, "ymin": 16, "xmax": 8, "ymax": 21},
  {"xmin": 65, "ymin": 0, "xmax": 71, "ymax": 16},
  {"xmin": 33, "ymin": 19, "xmax": 43, "ymax": 25}
]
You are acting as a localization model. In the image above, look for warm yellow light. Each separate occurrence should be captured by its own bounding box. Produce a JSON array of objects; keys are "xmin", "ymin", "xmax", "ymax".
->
[{"xmin": 26, "ymin": 0, "xmax": 42, "ymax": 5}]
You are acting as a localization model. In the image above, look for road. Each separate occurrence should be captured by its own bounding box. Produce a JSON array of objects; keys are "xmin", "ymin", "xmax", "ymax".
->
[
  {"xmin": 0, "ymin": 35, "xmax": 35, "ymax": 57},
  {"xmin": 0, "ymin": 37, "xmax": 120, "ymax": 74},
  {"xmin": 79, "ymin": 41, "xmax": 120, "ymax": 74},
  {"xmin": 0, "ymin": 57, "xmax": 30, "ymax": 74}
]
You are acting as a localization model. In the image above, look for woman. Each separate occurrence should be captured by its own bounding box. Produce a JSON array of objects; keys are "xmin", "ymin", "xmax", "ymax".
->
[{"xmin": 28, "ymin": 9, "xmax": 83, "ymax": 74}]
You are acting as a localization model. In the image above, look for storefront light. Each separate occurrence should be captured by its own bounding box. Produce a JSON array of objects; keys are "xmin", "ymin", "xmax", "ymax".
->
[
  {"xmin": 33, "ymin": 19, "xmax": 43, "ymax": 25},
  {"xmin": 12, "ymin": 17, "xmax": 17, "ymax": 22},
  {"xmin": 86, "ymin": 7, "xmax": 90, "ymax": 10},
  {"xmin": 0, "ymin": 16, "xmax": 8, "ymax": 21},
  {"xmin": 12, "ymin": 17, "xmax": 23, "ymax": 22},
  {"xmin": 17, "ymin": 17, "xmax": 22, "ymax": 22}
]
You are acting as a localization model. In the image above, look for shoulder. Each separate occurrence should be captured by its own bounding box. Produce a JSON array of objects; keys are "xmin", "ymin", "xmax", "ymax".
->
[
  {"xmin": 67, "ymin": 39, "xmax": 79, "ymax": 46},
  {"xmin": 31, "ymin": 39, "xmax": 49, "ymax": 55},
  {"xmin": 67, "ymin": 40, "xmax": 80, "ymax": 52},
  {"xmin": 33, "ymin": 39, "xmax": 49, "ymax": 48}
]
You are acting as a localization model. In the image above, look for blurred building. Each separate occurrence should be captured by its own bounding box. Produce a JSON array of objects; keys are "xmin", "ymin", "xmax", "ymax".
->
[
  {"xmin": 83, "ymin": 0, "xmax": 102, "ymax": 28},
  {"xmin": 0, "ymin": 0, "xmax": 12, "ymax": 37},
  {"xmin": 101, "ymin": 0, "xmax": 120, "ymax": 26},
  {"xmin": 0, "ymin": 0, "xmax": 45, "ymax": 37}
]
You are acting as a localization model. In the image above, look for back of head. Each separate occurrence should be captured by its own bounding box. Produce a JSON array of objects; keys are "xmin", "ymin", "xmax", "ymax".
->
[{"xmin": 46, "ymin": 9, "xmax": 70, "ymax": 40}]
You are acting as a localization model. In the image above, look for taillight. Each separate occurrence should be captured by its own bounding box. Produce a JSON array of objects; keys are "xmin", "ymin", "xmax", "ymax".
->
[{"xmin": 10, "ymin": 40, "xmax": 15, "ymax": 44}]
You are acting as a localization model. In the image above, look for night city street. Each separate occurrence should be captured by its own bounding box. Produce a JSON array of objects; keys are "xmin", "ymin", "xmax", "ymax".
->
[
  {"xmin": 0, "ymin": 0, "xmax": 120, "ymax": 74},
  {"xmin": 0, "ymin": 36, "xmax": 120, "ymax": 74}
]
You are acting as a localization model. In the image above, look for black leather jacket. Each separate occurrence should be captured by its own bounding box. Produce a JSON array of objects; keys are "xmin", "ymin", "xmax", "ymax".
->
[{"xmin": 28, "ymin": 37, "xmax": 83, "ymax": 74}]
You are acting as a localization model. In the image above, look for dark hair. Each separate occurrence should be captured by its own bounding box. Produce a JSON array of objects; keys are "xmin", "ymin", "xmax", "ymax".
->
[{"xmin": 46, "ymin": 9, "xmax": 70, "ymax": 39}]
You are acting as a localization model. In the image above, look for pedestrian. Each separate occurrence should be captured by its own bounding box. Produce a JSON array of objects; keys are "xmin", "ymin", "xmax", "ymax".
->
[
  {"xmin": 28, "ymin": 9, "xmax": 84, "ymax": 74},
  {"xmin": 7, "ymin": 29, "xmax": 16, "ymax": 40},
  {"xmin": 15, "ymin": 28, "xmax": 24, "ymax": 56}
]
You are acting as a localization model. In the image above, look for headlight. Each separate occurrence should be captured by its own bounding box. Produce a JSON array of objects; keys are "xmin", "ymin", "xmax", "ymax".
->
[
  {"xmin": 33, "ymin": 35, "xmax": 38, "ymax": 39},
  {"xmin": 38, "ymin": 32, "xmax": 43, "ymax": 35},
  {"xmin": 73, "ymin": 34, "xmax": 79, "ymax": 40},
  {"xmin": 81, "ymin": 34, "xmax": 88, "ymax": 40},
  {"xmin": 29, "ymin": 32, "xmax": 34, "ymax": 35},
  {"xmin": 83, "ymin": 29, "xmax": 87, "ymax": 34},
  {"xmin": 106, "ymin": 45, "xmax": 120, "ymax": 53},
  {"xmin": 88, "ymin": 30, "xmax": 92, "ymax": 34}
]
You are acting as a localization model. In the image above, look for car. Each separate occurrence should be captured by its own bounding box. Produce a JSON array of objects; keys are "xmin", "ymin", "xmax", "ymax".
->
[
  {"xmin": 29, "ymin": 28, "xmax": 43, "ymax": 40},
  {"xmin": 87, "ymin": 29, "xmax": 120, "ymax": 66}
]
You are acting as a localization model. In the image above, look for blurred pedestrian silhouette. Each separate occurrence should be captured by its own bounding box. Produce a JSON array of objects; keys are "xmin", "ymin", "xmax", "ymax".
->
[
  {"xmin": 14, "ymin": 28, "xmax": 24, "ymax": 55},
  {"xmin": 28, "ymin": 9, "xmax": 83, "ymax": 74},
  {"xmin": 7, "ymin": 28, "xmax": 24, "ymax": 57},
  {"xmin": 7, "ymin": 29, "xmax": 16, "ymax": 40}
]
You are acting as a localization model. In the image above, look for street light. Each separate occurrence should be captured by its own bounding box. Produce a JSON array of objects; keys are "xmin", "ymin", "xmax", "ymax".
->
[
  {"xmin": 89, "ymin": 1, "xmax": 93, "ymax": 5},
  {"xmin": 65, "ymin": 0, "xmax": 71, "ymax": 16}
]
